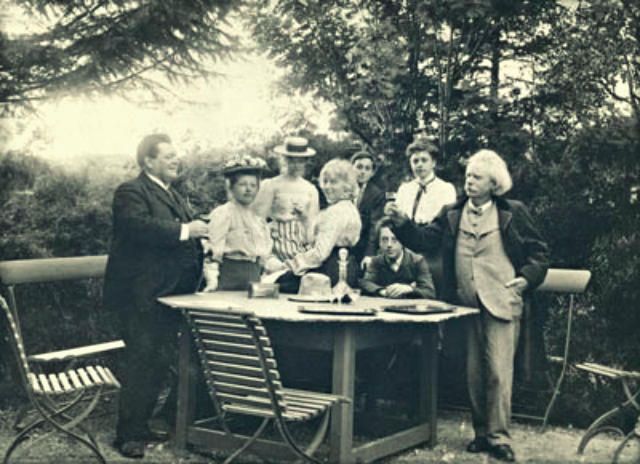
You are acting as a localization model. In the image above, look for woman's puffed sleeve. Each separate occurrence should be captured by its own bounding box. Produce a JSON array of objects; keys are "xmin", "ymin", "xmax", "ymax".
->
[
  {"xmin": 287, "ymin": 209, "xmax": 343, "ymax": 275},
  {"xmin": 308, "ymin": 186, "xmax": 320, "ymax": 221},
  {"xmin": 395, "ymin": 182, "xmax": 412, "ymax": 218},
  {"xmin": 443, "ymin": 182, "xmax": 457, "ymax": 207},
  {"xmin": 207, "ymin": 205, "xmax": 232, "ymax": 263},
  {"xmin": 255, "ymin": 218, "xmax": 274, "ymax": 263},
  {"xmin": 252, "ymin": 178, "xmax": 275, "ymax": 219}
]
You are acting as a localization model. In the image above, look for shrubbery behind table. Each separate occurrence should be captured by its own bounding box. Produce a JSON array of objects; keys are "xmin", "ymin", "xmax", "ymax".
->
[{"xmin": 159, "ymin": 291, "xmax": 478, "ymax": 464}]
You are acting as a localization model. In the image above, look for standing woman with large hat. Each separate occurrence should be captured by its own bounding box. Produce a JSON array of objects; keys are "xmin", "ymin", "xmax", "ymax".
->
[{"xmin": 253, "ymin": 136, "xmax": 320, "ymax": 264}]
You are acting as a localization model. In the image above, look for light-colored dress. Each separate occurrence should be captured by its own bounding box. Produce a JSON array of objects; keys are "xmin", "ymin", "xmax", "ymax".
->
[
  {"xmin": 287, "ymin": 200, "xmax": 361, "ymax": 276},
  {"xmin": 252, "ymin": 176, "xmax": 320, "ymax": 262},
  {"xmin": 206, "ymin": 200, "xmax": 273, "ymax": 264},
  {"xmin": 396, "ymin": 176, "xmax": 456, "ymax": 224}
]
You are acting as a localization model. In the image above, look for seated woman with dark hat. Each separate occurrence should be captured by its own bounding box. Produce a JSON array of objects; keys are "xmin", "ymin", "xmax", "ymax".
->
[
  {"xmin": 203, "ymin": 155, "xmax": 278, "ymax": 291},
  {"xmin": 273, "ymin": 159, "xmax": 362, "ymax": 293}
]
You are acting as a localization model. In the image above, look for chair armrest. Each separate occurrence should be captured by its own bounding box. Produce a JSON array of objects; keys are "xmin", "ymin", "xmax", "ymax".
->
[{"xmin": 28, "ymin": 340, "xmax": 125, "ymax": 363}]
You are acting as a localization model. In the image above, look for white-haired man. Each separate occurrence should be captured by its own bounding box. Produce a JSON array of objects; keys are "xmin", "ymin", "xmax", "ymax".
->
[{"xmin": 385, "ymin": 149, "xmax": 550, "ymax": 462}]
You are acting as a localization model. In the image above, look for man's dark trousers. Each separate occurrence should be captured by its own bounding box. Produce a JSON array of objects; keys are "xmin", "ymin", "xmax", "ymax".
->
[{"xmin": 115, "ymin": 267, "xmax": 199, "ymax": 442}]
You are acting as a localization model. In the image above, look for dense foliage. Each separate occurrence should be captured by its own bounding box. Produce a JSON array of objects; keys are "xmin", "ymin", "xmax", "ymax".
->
[{"xmin": 1, "ymin": 0, "xmax": 241, "ymax": 108}]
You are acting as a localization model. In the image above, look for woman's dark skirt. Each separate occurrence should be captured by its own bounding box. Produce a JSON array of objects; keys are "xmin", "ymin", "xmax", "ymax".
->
[{"xmin": 219, "ymin": 258, "xmax": 261, "ymax": 291}]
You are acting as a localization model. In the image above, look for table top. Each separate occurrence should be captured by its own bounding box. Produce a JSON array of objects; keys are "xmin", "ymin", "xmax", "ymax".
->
[{"xmin": 159, "ymin": 291, "xmax": 478, "ymax": 324}]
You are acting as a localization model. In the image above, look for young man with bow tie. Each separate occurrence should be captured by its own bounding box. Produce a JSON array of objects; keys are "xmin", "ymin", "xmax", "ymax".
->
[{"xmin": 385, "ymin": 149, "xmax": 550, "ymax": 462}]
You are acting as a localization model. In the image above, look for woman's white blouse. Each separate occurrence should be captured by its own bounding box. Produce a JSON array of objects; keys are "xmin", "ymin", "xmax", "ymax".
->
[
  {"xmin": 287, "ymin": 200, "xmax": 362, "ymax": 275},
  {"xmin": 396, "ymin": 176, "xmax": 457, "ymax": 224},
  {"xmin": 206, "ymin": 201, "xmax": 273, "ymax": 263}
]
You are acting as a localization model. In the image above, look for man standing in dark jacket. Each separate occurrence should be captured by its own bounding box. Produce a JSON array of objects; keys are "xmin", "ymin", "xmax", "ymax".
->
[
  {"xmin": 386, "ymin": 149, "xmax": 549, "ymax": 462},
  {"xmin": 104, "ymin": 133, "xmax": 208, "ymax": 458},
  {"xmin": 351, "ymin": 150, "xmax": 385, "ymax": 267}
]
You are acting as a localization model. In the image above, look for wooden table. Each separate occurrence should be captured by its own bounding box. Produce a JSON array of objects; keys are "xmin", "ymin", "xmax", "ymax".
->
[{"xmin": 159, "ymin": 292, "xmax": 478, "ymax": 463}]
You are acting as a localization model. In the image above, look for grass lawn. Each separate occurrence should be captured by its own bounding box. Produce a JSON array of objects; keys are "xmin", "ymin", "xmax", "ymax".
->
[{"xmin": 0, "ymin": 399, "xmax": 635, "ymax": 464}]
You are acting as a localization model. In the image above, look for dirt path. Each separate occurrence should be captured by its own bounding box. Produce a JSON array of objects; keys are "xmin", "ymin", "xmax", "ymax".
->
[{"xmin": 0, "ymin": 406, "xmax": 631, "ymax": 463}]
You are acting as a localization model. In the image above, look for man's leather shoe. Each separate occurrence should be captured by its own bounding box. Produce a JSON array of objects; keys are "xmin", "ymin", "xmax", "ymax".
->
[
  {"xmin": 115, "ymin": 440, "xmax": 145, "ymax": 459},
  {"xmin": 466, "ymin": 437, "xmax": 490, "ymax": 453},
  {"xmin": 142, "ymin": 428, "xmax": 169, "ymax": 442},
  {"xmin": 490, "ymin": 444, "xmax": 516, "ymax": 462}
]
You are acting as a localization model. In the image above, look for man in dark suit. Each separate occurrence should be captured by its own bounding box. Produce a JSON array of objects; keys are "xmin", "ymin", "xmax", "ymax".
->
[
  {"xmin": 104, "ymin": 133, "xmax": 209, "ymax": 458},
  {"xmin": 386, "ymin": 150, "xmax": 549, "ymax": 462},
  {"xmin": 351, "ymin": 151, "xmax": 385, "ymax": 267}
]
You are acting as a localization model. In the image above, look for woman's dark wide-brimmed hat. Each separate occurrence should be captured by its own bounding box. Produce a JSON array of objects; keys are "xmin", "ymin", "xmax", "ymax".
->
[
  {"xmin": 273, "ymin": 136, "xmax": 316, "ymax": 157},
  {"xmin": 222, "ymin": 155, "xmax": 268, "ymax": 176}
]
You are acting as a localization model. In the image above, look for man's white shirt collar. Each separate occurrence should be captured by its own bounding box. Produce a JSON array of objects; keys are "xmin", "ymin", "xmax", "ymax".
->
[
  {"xmin": 145, "ymin": 171, "xmax": 170, "ymax": 191},
  {"xmin": 388, "ymin": 249, "xmax": 404, "ymax": 272},
  {"xmin": 416, "ymin": 173, "xmax": 435, "ymax": 187},
  {"xmin": 469, "ymin": 199, "xmax": 493, "ymax": 214}
]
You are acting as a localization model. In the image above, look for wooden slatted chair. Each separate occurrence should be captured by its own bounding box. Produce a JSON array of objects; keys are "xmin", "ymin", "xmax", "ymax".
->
[
  {"xmin": 535, "ymin": 268, "xmax": 592, "ymax": 429},
  {"xmin": 0, "ymin": 256, "xmax": 125, "ymax": 463},
  {"xmin": 1, "ymin": 294, "xmax": 121, "ymax": 464},
  {"xmin": 183, "ymin": 306, "xmax": 347, "ymax": 464}
]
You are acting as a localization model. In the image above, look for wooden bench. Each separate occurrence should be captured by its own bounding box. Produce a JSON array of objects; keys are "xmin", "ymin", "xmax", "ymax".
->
[{"xmin": 0, "ymin": 256, "xmax": 125, "ymax": 463}]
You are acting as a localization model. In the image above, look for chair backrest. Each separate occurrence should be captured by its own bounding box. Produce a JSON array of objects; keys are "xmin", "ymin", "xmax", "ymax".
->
[
  {"xmin": 0, "ymin": 255, "xmax": 109, "ymax": 330},
  {"xmin": 536, "ymin": 269, "xmax": 591, "ymax": 294},
  {"xmin": 0, "ymin": 295, "xmax": 35, "ymax": 394},
  {"xmin": 0, "ymin": 256, "xmax": 108, "ymax": 286},
  {"xmin": 183, "ymin": 307, "xmax": 288, "ymax": 418}
]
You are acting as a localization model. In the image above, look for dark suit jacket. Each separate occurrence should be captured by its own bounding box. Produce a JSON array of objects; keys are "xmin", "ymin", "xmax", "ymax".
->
[
  {"xmin": 353, "ymin": 181, "xmax": 385, "ymax": 261},
  {"xmin": 359, "ymin": 248, "xmax": 436, "ymax": 298},
  {"xmin": 392, "ymin": 196, "xmax": 550, "ymax": 304},
  {"xmin": 394, "ymin": 196, "xmax": 550, "ymax": 382},
  {"xmin": 103, "ymin": 173, "xmax": 203, "ymax": 313}
]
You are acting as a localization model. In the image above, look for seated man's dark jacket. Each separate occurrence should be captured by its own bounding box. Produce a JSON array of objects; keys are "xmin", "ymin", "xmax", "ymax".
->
[
  {"xmin": 359, "ymin": 248, "xmax": 436, "ymax": 299},
  {"xmin": 392, "ymin": 196, "xmax": 550, "ymax": 304},
  {"xmin": 353, "ymin": 181, "xmax": 385, "ymax": 261},
  {"xmin": 104, "ymin": 173, "xmax": 203, "ymax": 313}
]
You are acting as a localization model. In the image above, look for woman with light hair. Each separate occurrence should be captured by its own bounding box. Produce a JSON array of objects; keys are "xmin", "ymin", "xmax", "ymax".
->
[
  {"xmin": 274, "ymin": 158, "xmax": 362, "ymax": 292},
  {"xmin": 384, "ymin": 148, "xmax": 549, "ymax": 463}
]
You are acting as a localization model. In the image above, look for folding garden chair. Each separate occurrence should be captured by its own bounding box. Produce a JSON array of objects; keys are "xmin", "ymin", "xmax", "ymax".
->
[
  {"xmin": 183, "ymin": 306, "xmax": 348, "ymax": 464},
  {"xmin": 536, "ymin": 268, "xmax": 592, "ymax": 429},
  {"xmin": 574, "ymin": 361, "xmax": 640, "ymax": 462},
  {"xmin": 1, "ymin": 290, "xmax": 122, "ymax": 463}
]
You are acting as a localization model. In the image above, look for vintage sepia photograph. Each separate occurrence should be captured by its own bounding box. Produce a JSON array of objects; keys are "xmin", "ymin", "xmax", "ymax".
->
[{"xmin": 1, "ymin": 0, "xmax": 639, "ymax": 462}]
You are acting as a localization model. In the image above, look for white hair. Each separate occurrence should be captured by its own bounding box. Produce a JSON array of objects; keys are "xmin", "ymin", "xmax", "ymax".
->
[{"xmin": 467, "ymin": 149, "xmax": 513, "ymax": 196}]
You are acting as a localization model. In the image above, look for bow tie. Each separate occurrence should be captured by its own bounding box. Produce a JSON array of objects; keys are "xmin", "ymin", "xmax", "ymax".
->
[{"xmin": 468, "ymin": 205, "xmax": 485, "ymax": 216}]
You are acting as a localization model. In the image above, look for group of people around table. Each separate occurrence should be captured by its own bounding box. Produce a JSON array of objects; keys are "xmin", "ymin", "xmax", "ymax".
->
[{"xmin": 104, "ymin": 132, "xmax": 550, "ymax": 462}]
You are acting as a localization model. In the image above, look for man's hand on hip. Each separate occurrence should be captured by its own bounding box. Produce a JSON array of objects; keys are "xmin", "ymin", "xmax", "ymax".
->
[{"xmin": 505, "ymin": 277, "xmax": 528, "ymax": 294}]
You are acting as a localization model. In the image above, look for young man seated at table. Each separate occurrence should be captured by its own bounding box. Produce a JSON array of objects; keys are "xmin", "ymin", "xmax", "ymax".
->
[{"xmin": 359, "ymin": 217, "xmax": 435, "ymax": 299}]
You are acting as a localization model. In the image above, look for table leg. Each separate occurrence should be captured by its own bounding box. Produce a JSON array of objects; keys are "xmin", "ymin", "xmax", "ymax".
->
[
  {"xmin": 174, "ymin": 322, "xmax": 195, "ymax": 450},
  {"xmin": 330, "ymin": 326, "xmax": 356, "ymax": 464},
  {"xmin": 418, "ymin": 325, "xmax": 439, "ymax": 447}
]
